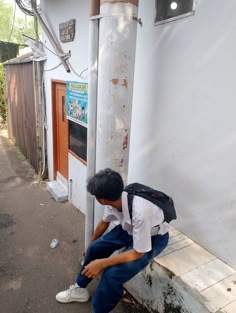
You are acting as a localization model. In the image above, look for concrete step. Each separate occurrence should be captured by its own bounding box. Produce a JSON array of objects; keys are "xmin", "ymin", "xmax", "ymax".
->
[
  {"xmin": 125, "ymin": 226, "xmax": 236, "ymax": 313},
  {"xmin": 47, "ymin": 180, "xmax": 68, "ymax": 203}
]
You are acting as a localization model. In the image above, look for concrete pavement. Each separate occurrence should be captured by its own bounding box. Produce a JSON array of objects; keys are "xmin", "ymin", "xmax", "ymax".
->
[{"xmin": 0, "ymin": 127, "xmax": 149, "ymax": 313}]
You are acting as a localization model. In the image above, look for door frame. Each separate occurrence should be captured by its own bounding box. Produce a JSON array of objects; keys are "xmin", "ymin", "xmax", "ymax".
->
[{"xmin": 51, "ymin": 79, "xmax": 68, "ymax": 180}]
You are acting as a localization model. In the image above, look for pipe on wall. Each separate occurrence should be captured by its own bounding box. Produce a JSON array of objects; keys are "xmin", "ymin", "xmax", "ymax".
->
[
  {"xmin": 90, "ymin": 0, "xmax": 100, "ymax": 16},
  {"xmin": 85, "ymin": 0, "xmax": 100, "ymax": 248}
]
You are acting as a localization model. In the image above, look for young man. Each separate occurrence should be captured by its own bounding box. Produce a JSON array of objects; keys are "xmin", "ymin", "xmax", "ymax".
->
[{"xmin": 56, "ymin": 168, "xmax": 169, "ymax": 313}]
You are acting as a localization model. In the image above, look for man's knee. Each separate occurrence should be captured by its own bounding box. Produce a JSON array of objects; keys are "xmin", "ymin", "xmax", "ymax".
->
[{"xmin": 86, "ymin": 239, "xmax": 101, "ymax": 258}]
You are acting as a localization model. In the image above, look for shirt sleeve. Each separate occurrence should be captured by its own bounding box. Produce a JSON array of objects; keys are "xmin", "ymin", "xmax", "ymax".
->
[
  {"xmin": 102, "ymin": 205, "xmax": 119, "ymax": 223},
  {"xmin": 132, "ymin": 214, "xmax": 152, "ymax": 253}
]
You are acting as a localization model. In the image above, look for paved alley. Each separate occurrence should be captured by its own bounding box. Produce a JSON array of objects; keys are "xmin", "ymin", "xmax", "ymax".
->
[{"xmin": 0, "ymin": 127, "xmax": 149, "ymax": 313}]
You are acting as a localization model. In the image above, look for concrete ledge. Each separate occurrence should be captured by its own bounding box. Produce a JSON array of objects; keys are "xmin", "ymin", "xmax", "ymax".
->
[{"xmin": 125, "ymin": 226, "xmax": 236, "ymax": 313}]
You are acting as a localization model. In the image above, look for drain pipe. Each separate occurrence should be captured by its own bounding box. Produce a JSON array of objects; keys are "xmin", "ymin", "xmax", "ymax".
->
[{"xmin": 85, "ymin": 0, "xmax": 100, "ymax": 249}]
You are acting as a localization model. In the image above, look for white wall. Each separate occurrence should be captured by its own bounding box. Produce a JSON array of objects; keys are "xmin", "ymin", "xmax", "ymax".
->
[
  {"xmin": 68, "ymin": 153, "xmax": 87, "ymax": 214},
  {"xmin": 129, "ymin": 0, "xmax": 236, "ymax": 268},
  {"xmin": 41, "ymin": 0, "xmax": 89, "ymax": 213}
]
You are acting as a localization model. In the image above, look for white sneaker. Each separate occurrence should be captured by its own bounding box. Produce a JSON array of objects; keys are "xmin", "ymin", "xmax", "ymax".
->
[{"xmin": 56, "ymin": 284, "xmax": 90, "ymax": 303}]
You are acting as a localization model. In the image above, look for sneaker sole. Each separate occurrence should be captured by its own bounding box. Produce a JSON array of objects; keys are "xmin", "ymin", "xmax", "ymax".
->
[{"xmin": 56, "ymin": 296, "xmax": 90, "ymax": 303}]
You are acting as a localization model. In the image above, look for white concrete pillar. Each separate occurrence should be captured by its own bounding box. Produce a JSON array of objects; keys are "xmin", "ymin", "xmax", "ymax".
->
[{"xmin": 94, "ymin": 0, "xmax": 138, "ymax": 225}]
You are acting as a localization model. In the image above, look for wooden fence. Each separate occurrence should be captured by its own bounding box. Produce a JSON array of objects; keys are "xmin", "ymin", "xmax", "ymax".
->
[{"xmin": 4, "ymin": 62, "xmax": 39, "ymax": 172}]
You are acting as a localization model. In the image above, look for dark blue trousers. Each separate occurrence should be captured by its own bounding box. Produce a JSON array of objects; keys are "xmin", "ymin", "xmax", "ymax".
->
[{"xmin": 77, "ymin": 224, "xmax": 169, "ymax": 313}]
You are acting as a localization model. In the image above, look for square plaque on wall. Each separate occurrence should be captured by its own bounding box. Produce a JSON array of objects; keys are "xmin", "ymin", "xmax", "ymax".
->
[{"xmin": 59, "ymin": 19, "xmax": 76, "ymax": 43}]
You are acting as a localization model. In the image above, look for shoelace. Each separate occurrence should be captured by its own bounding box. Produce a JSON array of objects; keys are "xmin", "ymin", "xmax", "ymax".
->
[{"xmin": 69, "ymin": 285, "xmax": 78, "ymax": 291}]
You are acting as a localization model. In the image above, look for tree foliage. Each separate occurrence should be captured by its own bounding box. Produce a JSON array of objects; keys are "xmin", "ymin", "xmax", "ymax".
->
[
  {"xmin": 0, "ymin": 0, "xmax": 38, "ymax": 44},
  {"xmin": 0, "ymin": 1, "xmax": 13, "ymax": 41},
  {"xmin": 0, "ymin": 1, "xmax": 40, "ymax": 123}
]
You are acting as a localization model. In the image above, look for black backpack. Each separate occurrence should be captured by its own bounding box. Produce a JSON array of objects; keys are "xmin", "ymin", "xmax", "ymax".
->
[{"xmin": 124, "ymin": 183, "xmax": 177, "ymax": 223}]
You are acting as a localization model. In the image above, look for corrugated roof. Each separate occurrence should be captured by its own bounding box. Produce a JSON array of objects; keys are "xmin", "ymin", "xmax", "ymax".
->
[
  {"xmin": 0, "ymin": 40, "xmax": 22, "ymax": 47},
  {"xmin": 3, "ymin": 52, "xmax": 34, "ymax": 65}
]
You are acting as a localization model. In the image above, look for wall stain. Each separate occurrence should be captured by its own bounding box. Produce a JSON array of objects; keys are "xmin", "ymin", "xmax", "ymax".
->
[
  {"xmin": 123, "ymin": 134, "xmax": 128, "ymax": 149},
  {"xmin": 122, "ymin": 79, "xmax": 128, "ymax": 88},
  {"xmin": 111, "ymin": 78, "xmax": 119, "ymax": 85},
  {"xmin": 163, "ymin": 284, "xmax": 190, "ymax": 313},
  {"xmin": 111, "ymin": 78, "xmax": 128, "ymax": 88},
  {"xmin": 119, "ymin": 158, "xmax": 124, "ymax": 167},
  {"xmin": 105, "ymin": 136, "xmax": 113, "ymax": 144},
  {"xmin": 145, "ymin": 274, "xmax": 153, "ymax": 287},
  {"xmin": 149, "ymin": 260, "xmax": 154, "ymax": 271}
]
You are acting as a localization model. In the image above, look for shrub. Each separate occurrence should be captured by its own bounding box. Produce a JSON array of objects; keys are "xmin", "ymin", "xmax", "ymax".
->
[{"xmin": 0, "ymin": 63, "xmax": 7, "ymax": 123}]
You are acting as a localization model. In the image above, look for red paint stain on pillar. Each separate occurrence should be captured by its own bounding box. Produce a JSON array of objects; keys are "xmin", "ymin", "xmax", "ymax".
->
[
  {"xmin": 122, "ymin": 79, "xmax": 128, "ymax": 88},
  {"xmin": 123, "ymin": 134, "xmax": 128, "ymax": 149},
  {"xmin": 111, "ymin": 79, "xmax": 119, "ymax": 85}
]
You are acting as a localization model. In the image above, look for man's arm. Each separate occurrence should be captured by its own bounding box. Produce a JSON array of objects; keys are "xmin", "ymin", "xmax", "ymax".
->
[
  {"xmin": 83, "ymin": 220, "xmax": 110, "ymax": 256},
  {"xmin": 90, "ymin": 219, "xmax": 110, "ymax": 242},
  {"xmin": 82, "ymin": 248, "xmax": 144, "ymax": 278}
]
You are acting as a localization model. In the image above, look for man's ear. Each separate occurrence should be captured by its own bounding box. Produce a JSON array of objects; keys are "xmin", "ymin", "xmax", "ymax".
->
[{"xmin": 96, "ymin": 198, "xmax": 108, "ymax": 205}]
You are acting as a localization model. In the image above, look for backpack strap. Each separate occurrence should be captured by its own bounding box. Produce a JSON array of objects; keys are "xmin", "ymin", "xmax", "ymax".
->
[
  {"xmin": 124, "ymin": 185, "xmax": 136, "ymax": 221},
  {"xmin": 127, "ymin": 192, "xmax": 134, "ymax": 221}
]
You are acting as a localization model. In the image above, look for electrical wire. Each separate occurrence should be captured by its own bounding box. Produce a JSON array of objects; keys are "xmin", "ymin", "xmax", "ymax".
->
[
  {"xmin": 17, "ymin": 0, "xmax": 88, "ymax": 77},
  {"xmin": 79, "ymin": 67, "xmax": 89, "ymax": 77},
  {"xmin": 38, "ymin": 41, "xmax": 89, "ymax": 78},
  {"xmin": 67, "ymin": 60, "xmax": 88, "ymax": 78},
  {"xmin": 15, "ymin": 0, "xmax": 40, "ymax": 16},
  {"xmin": 8, "ymin": 1, "xmax": 16, "ymax": 42},
  {"xmin": 33, "ymin": 23, "xmax": 87, "ymax": 77},
  {"xmin": 38, "ymin": 39, "xmax": 58, "ymax": 57},
  {"xmin": 44, "ymin": 62, "xmax": 63, "ymax": 72}
]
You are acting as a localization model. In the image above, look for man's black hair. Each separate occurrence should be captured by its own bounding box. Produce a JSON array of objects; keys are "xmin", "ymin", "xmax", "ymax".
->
[{"xmin": 87, "ymin": 168, "xmax": 124, "ymax": 201}]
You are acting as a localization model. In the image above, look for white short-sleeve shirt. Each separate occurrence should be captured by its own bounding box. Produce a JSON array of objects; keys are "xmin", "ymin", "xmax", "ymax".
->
[{"xmin": 102, "ymin": 191, "xmax": 169, "ymax": 253}]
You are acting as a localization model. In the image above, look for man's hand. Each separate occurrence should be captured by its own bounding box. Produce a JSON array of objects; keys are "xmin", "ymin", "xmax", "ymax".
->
[
  {"xmin": 81, "ymin": 249, "xmax": 144, "ymax": 279},
  {"xmin": 82, "ymin": 259, "xmax": 105, "ymax": 278}
]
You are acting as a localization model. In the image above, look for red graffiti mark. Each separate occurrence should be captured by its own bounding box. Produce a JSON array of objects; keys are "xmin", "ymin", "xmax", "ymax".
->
[
  {"xmin": 112, "ymin": 79, "xmax": 119, "ymax": 85},
  {"xmin": 123, "ymin": 134, "xmax": 128, "ymax": 149},
  {"xmin": 122, "ymin": 79, "xmax": 128, "ymax": 88}
]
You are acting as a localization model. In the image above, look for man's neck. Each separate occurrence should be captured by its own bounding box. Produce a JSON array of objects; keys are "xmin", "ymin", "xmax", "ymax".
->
[{"xmin": 110, "ymin": 198, "xmax": 122, "ymax": 211}]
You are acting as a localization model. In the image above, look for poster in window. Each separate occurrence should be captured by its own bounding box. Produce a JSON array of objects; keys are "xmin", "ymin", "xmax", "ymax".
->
[{"xmin": 66, "ymin": 81, "xmax": 88, "ymax": 127}]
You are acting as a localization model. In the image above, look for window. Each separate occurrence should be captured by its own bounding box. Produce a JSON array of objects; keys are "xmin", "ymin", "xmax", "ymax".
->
[
  {"xmin": 155, "ymin": 0, "xmax": 195, "ymax": 24},
  {"xmin": 69, "ymin": 121, "xmax": 87, "ymax": 162}
]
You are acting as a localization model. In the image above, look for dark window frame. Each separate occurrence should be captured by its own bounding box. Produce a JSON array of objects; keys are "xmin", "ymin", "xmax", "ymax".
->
[
  {"xmin": 68, "ymin": 120, "xmax": 87, "ymax": 163},
  {"xmin": 154, "ymin": 0, "xmax": 196, "ymax": 25}
]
